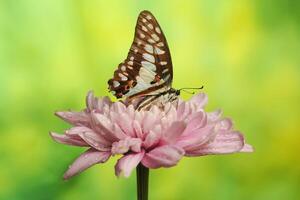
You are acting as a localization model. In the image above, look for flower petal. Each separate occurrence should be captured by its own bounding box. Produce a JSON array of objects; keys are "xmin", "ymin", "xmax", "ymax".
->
[
  {"xmin": 164, "ymin": 105, "xmax": 177, "ymax": 122},
  {"xmin": 142, "ymin": 145, "xmax": 185, "ymax": 169},
  {"xmin": 63, "ymin": 148, "xmax": 111, "ymax": 180},
  {"xmin": 90, "ymin": 112, "xmax": 118, "ymax": 142},
  {"xmin": 65, "ymin": 126, "xmax": 89, "ymax": 136},
  {"xmin": 182, "ymin": 111, "xmax": 207, "ymax": 136},
  {"xmin": 50, "ymin": 132, "xmax": 88, "ymax": 146},
  {"xmin": 161, "ymin": 105, "xmax": 177, "ymax": 129},
  {"xmin": 143, "ymin": 130, "xmax": 161, "ymax": 149},
  {"xmin": 86, "ymin": 90, "xmax": 95, "ymax": 112},
  {"xmin": 86, "ymin": 91, "xmax": 112, "ymax": 113},
  {"xmin": 149, "ymin": 105, "xmax": 161, "ymax": 116},
  {"xmin": 133, "ymin": 120, "xmax": 143, "ymax": 139},
  {"xmin": 207, "ymin": 109, "xmax": 222, "ymax": 122},
  {"xmin": 111, "ymin": 138, "xmax": 142, "ymax": 155},
  {"xmin": 78, "ymin": 129, "xmax": 112, "ymax": 151},
  {"xmin": 177, "ymin": 102, "xmax": 190, "ymax": 120},
  {"xmin": 189, "ymin": 93, "xmax": 208, "ymax": 109},
  {"xmin": 126, "ymin": 105, "xmax": 135, "ymax": 119},
  {"xmin": 115, "ymin": 152, "xmax": 145, "ymax": 177},
  {"xmin": 55, "ymin": 111, "xmax": 90, "ymax": 126},
  {"xmin": 111, "ymin": 101, "xmax": 126, "ymax": 113},
  {"xmin": 114, "ymin": 112, "xmax": 135, "ymax": 137},
  {"xmin": 215, "ymin": 118, "xmax": 233, "ymax": 131},
  {"xmin": 112, "ymin": 123, "xmax": 129, "ymax": 140},
  {"xmin": 142, "ymin": 112, "xmax": 157, "ymax": 133},
  {"xmin": 129, "ymin": 138, "xmax": 142, "ymax": 153},
  {"xmin": 65, "ymin": 126, "xmax": 111, "ymax": 150},
  {"xmin": 185, "ymin": 131, "xmax": 245, "ymax": 156},
  {"xmin": 177, "ymin": 101, "xmax": 187, "ymax": 119},
  {"xmin": 163, "ymin": 121, "xmax": 186, "ymax": 144},
  {"xmin": 177, "ymin": 125, "xmax": 215, "ymax": 151}
]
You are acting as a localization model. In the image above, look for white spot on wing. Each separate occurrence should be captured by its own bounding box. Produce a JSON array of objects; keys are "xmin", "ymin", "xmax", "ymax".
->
[
  {"xmin": 148, "ymin": 38, "xmax": 155, "ymax": 44},
  {"xmin": 140, "ymin": 33, "xmax": 145, "ymax": 38},
  {"xmin": 142, "ymin": 18, "xmax": 147, "ymax": 23},
  {"xmin": 142, "ymin": 26, "xmax": 147, "ymax": 32},
  {"xmin": 151, "ymin": 34, "xmax": 159, "ymax": 42},
  {"xmin": 147, "ymin": 24, "xmax": 153, "ymax": 29},
  {"xmin": 141, "ymin": 61, "xmax": 156, "ymax": 71},
  {"xmin": 113, "ymin": 81, "xmax": 120, "ymax": 87},
  {"xmin": 128, "ymin": 61, "xmax": 133, "ymax": 65},
  {"xmin": 160, "ymin": 61, "xmax": 167, "ymax": 65},
  {"xmin": 143, "ymin": 53, "xmax": 155, "ymax": 63},
  {"xmin": 155, "ymin": 47, "xmax": 165, "ymax": 55},
  {"xmin": 130, "ymin": 56, "xmax": 134, "ymax": 61},
  {"xmin": 162, "ymin": 68, "xmax": 169, "ymax": 73},
  {"xmin": 144, "ymin": 44, "xmax": 153, "ymax": 54},
  {"xmin": 164, "ymin": 74, "xmax": 170, "ymax": 81},
  {"xmin": 119, "ymin": 73, "xmax": 128, "ymax": 81},
  {"xmin": 157, "ymin": 42, "xmax": 164, "ymax": 47},
  {"xmin": 155, "ymin": 27, "xmax": 161, "ymax": 34},
  {"xmin": 146, "ymin": 15, "xmax": 152, "ymax": 20},
  {"xmin": 121, "ymin": 65, "xmax": 126, "ymax": 71}
]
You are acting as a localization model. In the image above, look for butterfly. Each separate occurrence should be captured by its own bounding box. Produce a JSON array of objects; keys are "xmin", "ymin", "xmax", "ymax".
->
[{"xmin": 108, "ymin": 10, "xmax": 180, "ymax": 110}]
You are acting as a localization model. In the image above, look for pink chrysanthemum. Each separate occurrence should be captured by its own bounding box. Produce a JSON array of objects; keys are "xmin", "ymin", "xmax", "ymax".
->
[{"xmin": 50, "ymin": 91, "xmax": 253, "ymax": 179}]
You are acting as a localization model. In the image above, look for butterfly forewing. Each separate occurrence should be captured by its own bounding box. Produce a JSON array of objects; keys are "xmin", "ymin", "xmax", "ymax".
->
[{"xmin": 108, "ymin": 10, "xmax": 173, "ymax": 99}]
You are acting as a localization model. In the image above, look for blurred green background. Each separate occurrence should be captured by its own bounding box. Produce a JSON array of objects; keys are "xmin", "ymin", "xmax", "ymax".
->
[{"xmin": 1, "ymin": 0, "xmax": 299, "ymax": 199}]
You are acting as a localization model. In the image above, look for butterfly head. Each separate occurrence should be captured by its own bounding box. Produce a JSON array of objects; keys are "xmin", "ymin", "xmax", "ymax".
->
[{"xmin": 168, "ymin": 88, "xmax": 181, "ymax": 96}]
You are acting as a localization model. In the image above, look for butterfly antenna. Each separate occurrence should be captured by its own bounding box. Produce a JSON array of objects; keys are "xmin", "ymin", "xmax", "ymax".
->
[
  {"xmin": 177, "ymin": 86, "xmax": 204, "ymax": 95},
  {"xmin": 180, "ymin": 89, "xmax": 195, "ymax": 94},
  {"xmin": 178, "ymin": 86, "xmax": 204, "ymax": 90}
]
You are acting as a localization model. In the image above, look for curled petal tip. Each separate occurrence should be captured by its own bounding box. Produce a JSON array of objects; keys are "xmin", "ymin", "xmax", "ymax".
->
[
  {"xmin": 240, "ymin": 144, "xmax": 254, "ymax": 153},
  {"xmin": 54, "ymin": 111, "xmax": 63, "ymax": 117},
  {"xmin": 63, "ymin": 174, "xmax": 69, "ymax": 180},
  {"xmin": 49, "ymin": 131, "xmax": 55, "ymax": 140},
  {"xmin": 49, "ymin": 131, "xmax": 62, "ymax": 142},
  {"xmin": 55, "ymin": 111, "xmax": 70, "ymax": 119}
]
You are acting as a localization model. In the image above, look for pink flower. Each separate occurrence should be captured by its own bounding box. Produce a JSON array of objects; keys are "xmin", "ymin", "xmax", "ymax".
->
[{"xmin": 50, "ymin": 91, "xmax": 253, "ymax": 179}]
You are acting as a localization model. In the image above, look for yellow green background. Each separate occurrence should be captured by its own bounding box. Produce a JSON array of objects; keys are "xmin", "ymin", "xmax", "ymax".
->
[{"xmin": 1, "ymin": 0, "xmax": 299, "ymax": 199}]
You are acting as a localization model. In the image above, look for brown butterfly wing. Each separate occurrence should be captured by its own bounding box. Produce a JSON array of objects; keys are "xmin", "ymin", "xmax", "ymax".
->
[{"xmin": 108, "ymin": 10, "xmax": 173, "ymax": 99}]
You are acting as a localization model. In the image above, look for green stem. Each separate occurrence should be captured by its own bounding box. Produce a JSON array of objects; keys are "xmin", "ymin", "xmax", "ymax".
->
[{"xmin": 136, "ymin": 164, "xmax": 149, "ymax": 200}]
